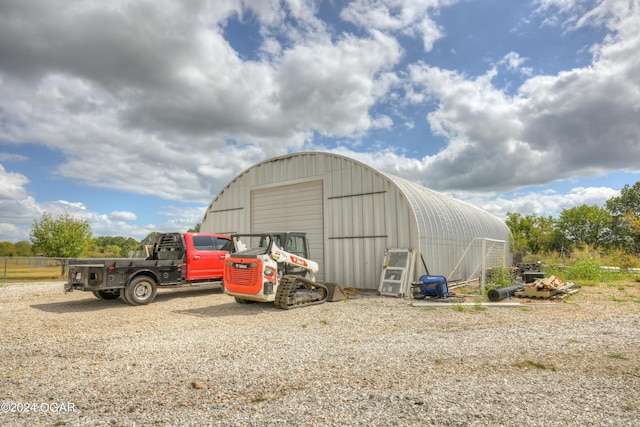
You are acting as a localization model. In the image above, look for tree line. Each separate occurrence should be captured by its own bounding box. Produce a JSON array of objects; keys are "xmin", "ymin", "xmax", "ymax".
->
[
  {"xmin": 507, "ymin": 182, "xmax": 640, "ymax": 258},
  {"xmin": 0, "ymin": 212, "xmax": 200, "ymax": 258}
]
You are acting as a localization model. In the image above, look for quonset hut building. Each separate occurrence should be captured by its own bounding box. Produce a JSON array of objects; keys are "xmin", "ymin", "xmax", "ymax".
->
[{"xmin": 201, "ymin": 152, "xmax": 511, "ymax": 291}]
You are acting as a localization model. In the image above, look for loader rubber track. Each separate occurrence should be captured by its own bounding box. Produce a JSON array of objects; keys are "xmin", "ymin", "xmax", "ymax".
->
[{"xmin": 274, "ymin": 275, "xmax": 328, "ymax": 310}]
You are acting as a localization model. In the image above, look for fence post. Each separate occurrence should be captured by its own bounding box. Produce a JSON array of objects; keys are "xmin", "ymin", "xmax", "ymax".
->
[
  {"xmin": 480, "ymin": 238, "xmax": 487, "ymax": 294},
  {"xmin": 3, "ymin": 257, "xmax": 7, "ymax": 286}
]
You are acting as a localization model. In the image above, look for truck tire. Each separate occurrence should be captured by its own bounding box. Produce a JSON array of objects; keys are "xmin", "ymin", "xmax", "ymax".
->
[
  {"xmin": 120, "ymin": 289, "xmax": 131, "ymax": 304},
  {"xmin": 92, "ymin": 290, "xmax": 121, "ymax": 300},
  {"xmin": 124, "ymin": 276, "xmax": 157, "ymax": 305}
]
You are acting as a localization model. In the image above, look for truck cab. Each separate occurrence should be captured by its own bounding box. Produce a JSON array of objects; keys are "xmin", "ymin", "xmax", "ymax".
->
[{"xmin": 183, "ymin": 233, "xmax": 231, "ymax": 280}]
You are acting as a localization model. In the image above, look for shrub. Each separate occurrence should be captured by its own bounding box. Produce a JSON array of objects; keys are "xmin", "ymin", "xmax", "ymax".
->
[{"xmin": 564, "ymin": 258, "xmax": 601, "ymax": 281}]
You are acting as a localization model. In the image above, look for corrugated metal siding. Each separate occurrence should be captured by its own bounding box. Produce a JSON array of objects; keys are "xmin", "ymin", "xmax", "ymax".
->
[
  {"xmin": 251, "ymin": 180, "xmax": 325, "ymax": 280},
  {"xmin": 321, "ymin": 154, "xmax": 414, "ymax": 288},
  {"xmin": 382, "ymin": 173, "xmax": 512, "ymax": 280},
  {"xmin": 201, "ymin": 152, "xmax": 512, "ymax": 290}
]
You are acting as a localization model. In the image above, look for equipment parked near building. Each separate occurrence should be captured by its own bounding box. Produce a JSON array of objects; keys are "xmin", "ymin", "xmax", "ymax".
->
[
  {"xmin": 224, "ymin": 232, "xmax": 344, "ymax": 309},
  {"xmin": 65, "ymin": 232, "xmax": 231, "ymax": 305}
]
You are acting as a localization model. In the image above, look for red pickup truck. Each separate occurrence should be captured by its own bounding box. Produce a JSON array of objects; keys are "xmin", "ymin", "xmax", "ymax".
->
[{"xmin": 64, "ymin": 232, "xmax": 231, "ymax": 305}]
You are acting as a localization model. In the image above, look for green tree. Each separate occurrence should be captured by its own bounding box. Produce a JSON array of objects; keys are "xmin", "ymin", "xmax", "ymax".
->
[
  {"xmin": 557, "ymin": 205, "xmax": 613, "ymax": 249},
  {"xmin": 121, "ymin": 237, "xmax": 141, "ymax": 257},
  {"xmin": 606, "ymin": 181, "xmax": 640, "ymax": 252},
  {"xmin": 92, "ymin": 236, "xmax": 141, "ymax": 257},
  {"xmin": 505, "ymin": 212, "xmax": 560, "ymax": 257},
  {"xmin": 104, "ymin": 244, "xmax": 122, "ymax": 257},
  {"xmin": 505, "ymin": 212, "xmax": 531, "ymax": 256},
  {"xmin": 30, "ymin": 212, "xmax": 92, "ymax": 274},
  {"xmin": 528, "ymin": 215, "xmax": 557, "ymax": 253},
  {"xmin": 0, "ymin": 241, "xmax": 34, "ymax": 257},
  {"xmin": 0, "ymin": 241, "xmax": 16, "ymax": 256},
  {"xmin": 14, "ymin": 240, "xmax": 33, "ymax": 256},
  {"xmin": 188, "ymin": 223, "xmax": 201, "ymax": 232}
]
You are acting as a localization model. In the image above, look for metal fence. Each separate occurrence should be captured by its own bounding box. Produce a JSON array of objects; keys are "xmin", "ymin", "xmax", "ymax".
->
[{"xmin": 1, "ymin": 256, "xmax": 67, "ymax": 285}]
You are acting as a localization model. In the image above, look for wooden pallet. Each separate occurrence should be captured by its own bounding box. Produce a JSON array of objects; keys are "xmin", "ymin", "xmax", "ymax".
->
[{"xmin": 515, "ymin": 287, "xmax": 559, "ymax": 299}]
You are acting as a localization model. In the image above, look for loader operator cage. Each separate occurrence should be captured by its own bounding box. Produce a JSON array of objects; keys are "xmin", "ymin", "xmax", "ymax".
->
[{"xmin": 231, "ymin": 232, "xmax": 310, "ymax": 277}]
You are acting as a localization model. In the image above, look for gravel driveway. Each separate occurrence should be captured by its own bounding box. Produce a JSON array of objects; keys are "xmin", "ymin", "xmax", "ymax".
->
[{"xmin": 1, "ymin": 281, "xmax": 639, "ymax": 426}]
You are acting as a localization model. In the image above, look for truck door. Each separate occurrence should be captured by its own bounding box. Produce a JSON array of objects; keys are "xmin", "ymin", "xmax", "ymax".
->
[{"xmin": 185, "ymin": 235, "xmax": 228, "ymax": 281}]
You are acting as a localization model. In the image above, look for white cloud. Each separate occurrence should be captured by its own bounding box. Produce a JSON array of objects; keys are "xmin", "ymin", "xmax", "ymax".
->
[
  {"xmin": 340, "ymin": 0, "xmax": 456, "ymax": 51},
  {"xmin": 0, "ymin": 164, "xmax": 30, "ymax": 200},
  {"xmin": 499, "ymin": 52, "xmax": 533, "ymax": 76},
  {"xmin": 109, "ymin": 211, "xmax": 137, "ymax": 222},
  {"xmin": 57, "ymin": 200, "xmax": 87, "ymax": 210},
  {"xmin": 0, "ymin": 153, "xmax": 27, "ymax": 162},
  {"xmin": 0, "ymin": 165, "xmax": 40, "ymax": 241},
  {"xmin": 452, "ymin": 186, "xmax": 621, "ymax": 219}
]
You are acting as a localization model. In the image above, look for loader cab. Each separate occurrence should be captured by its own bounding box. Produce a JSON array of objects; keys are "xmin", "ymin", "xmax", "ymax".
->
[
  {"xmin": 262, "ymin": 232, "xmax": 308, "ymax": 258},
  {"xmin": 231, "ymin": 232, "xmax": 310, "ymax": 277},
  {"xmin": 273, "ymin": 232, "xmax": 309, "ymax": 277}
]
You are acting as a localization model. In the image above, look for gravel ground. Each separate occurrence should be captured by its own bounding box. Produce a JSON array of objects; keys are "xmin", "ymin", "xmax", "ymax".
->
[{"xmin": 1, "ymin": 281, "xmax": 639, "ymax": 426}]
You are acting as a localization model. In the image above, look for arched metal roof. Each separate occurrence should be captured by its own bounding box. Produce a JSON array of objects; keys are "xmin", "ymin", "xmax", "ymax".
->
[{"xmin": 382, "ymin": 172, "xmax": 510, "ymax": 246}]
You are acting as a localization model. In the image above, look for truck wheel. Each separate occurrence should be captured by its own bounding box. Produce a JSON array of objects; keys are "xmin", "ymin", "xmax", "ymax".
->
[
  {"xmin": 93, "ymin": 290, "xmax": 121, "ymax": 300},
  {"xmin": 120, "ymin": 289, "xmax": 131, "ymax": 304},
  {"xmin": 125, "ymin": 276, "xmax": 157, "ymax": 305}
]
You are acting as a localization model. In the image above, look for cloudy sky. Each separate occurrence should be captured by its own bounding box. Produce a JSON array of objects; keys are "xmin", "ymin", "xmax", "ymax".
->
[{"xmin": 1, "ymin": 0, "xmax": 639, "ymax": 243}]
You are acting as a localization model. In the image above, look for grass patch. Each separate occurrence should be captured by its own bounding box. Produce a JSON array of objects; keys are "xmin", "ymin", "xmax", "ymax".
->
[
  {"xmin": 611, "ymin": 296, "xmax": 628, "ymax": 303},
  {"xmin": 473, "ymin": 301, "xmax": 487, "ymax": 311},
  {"xmin": 1, "ymin": 257, "xmax": 65, "ymax": 283},
  {"xmin": 606, "ymin": 353, "xmax": 628, "ymax": 360},
  {"xmin": 512, "ymin": 360, "xmax": 557, "ymax": 371},
  {"xmin": 1, "ymin": 266, "xmax": 63, "ymax": 283},
  {"xmin": 451, "ymin": 303, "xmax": 465, "ymax": 312}
]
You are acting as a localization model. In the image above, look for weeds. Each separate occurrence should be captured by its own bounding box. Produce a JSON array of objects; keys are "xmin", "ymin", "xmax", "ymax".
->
[
  {"xmin": 473, "ymin": 301, "xmax": 487, "ymax": 311},
  {"xmin": 451, "ymin": 303, "xmax": 465, "ymax": 312},
  {"xmin": 512, "ymin": 360, "xmax": 557, "ymax": 371},
  {"xmin": 564, "ymin": 258, "xmax": 602, "ymax": 281},
  {"xmin": 607, "ymin": 353, "xmax": 628, "ymax": 360},
  {"xmin": 492, "ymin": 267, "xmax": 513, "ymax": 288},
  {"xmin": 621, "ymin": 403, "xmax": 635, "ymax": 412}
]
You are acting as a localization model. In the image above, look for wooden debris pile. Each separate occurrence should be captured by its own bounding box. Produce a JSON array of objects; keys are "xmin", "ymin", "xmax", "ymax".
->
[{"xmin": 515, "ymin": 275, "xmax": 580, "ymax": 299}]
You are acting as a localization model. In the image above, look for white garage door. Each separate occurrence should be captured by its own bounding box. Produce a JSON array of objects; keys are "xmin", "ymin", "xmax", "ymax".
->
[{"xmin": 251, "ymin": 180, "xmax": 324, "ymax": 280}]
